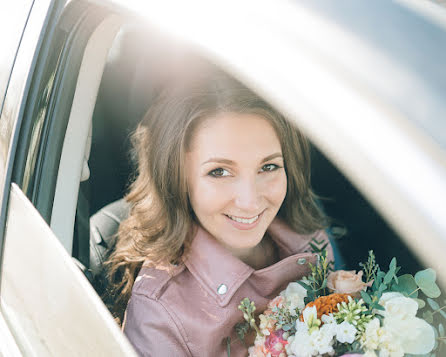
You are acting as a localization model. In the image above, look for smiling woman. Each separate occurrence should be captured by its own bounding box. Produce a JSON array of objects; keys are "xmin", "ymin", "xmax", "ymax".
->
[
  {"xmin": 104, "ymin": 65, "xmax": 333, "ymax": 356},
  {"xmin": 186, "ymin": 112, "xmax": 288, "ymax": 268}
]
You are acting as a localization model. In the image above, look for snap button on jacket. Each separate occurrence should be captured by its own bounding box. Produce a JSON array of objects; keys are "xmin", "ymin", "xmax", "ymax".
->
[{"xmin": 124, "ymin": 218, "xmax": 334, "ymax": 356}]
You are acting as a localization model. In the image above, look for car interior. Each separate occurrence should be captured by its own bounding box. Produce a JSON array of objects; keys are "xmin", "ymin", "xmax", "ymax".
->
[{"xmin": 60, "ymin": 22, "xmax": 424, "ymax": 311}]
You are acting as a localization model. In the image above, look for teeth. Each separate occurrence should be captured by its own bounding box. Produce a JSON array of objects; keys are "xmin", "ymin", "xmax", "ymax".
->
[{"xmin": 227, "ymin": 214, "xmax": 259, "ymax": 224}]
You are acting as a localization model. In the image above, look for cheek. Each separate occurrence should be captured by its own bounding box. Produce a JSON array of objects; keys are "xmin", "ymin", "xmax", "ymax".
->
[
  {"xmin": 262, "ymin": 171, "xmax": 287, "ymax": 205},
  {"xmin": 189, "ymin": 178, "xmax": 231, "ymax": 217}
]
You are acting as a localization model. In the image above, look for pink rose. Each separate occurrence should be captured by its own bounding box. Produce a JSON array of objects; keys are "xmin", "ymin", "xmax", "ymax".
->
[
  {"xmin": 327, "ymin": 270, "xmax": 373, "ymax": 297},
  {"xmin": 264, "ymin": 329, "xmax": 288, "ymax": 357}
]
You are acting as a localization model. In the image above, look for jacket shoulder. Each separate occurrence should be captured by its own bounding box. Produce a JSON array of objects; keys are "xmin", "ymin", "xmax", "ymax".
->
[{"xmin": 132, "ymin": 264, "xmax": 185, "ymax": 300}]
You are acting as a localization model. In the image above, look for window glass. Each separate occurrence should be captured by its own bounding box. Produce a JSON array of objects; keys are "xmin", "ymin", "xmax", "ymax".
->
[
  {"xmin": 0, "ymin": 0, "xmax": 34, "ymax": 183},
  {"xmin": 0, "ymin": 0, "xmax": 34, "ymax": 114}
]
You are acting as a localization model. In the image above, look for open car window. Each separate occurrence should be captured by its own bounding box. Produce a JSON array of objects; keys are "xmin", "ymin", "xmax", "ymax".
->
[
  {"xmin": 88, "ymin": 0, "xmax": 446, "ymax": 282},
  {"xmin": 0, "ymin": 0, "xmax": 445, "ymax": 354}
]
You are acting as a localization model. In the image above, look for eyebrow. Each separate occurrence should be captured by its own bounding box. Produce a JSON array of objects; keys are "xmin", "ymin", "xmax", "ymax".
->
[{"xmin": 202, "ymin": 152, "xmax": 283, "ymax": 166}]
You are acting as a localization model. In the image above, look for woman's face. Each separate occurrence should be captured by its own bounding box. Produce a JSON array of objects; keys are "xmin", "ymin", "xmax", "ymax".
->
[{"xmin": 186, "ymin": 112, "xmax": 287, "ymax": 257}]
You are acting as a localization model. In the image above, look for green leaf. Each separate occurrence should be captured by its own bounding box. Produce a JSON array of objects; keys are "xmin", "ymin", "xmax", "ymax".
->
[
  {"xmin": 414, "ymin": 298, "xmax": 426, "ymax": 309},
  {"xmin": 375, "ymin": 270, "xmax": 385, "ymax": 286},
  {"xmin": 439, "ymin": 323, "xmax": 445, "ymax": 337},
  {"xmin": 392, "ymin": 274, "xmax": 417, "ymax": 297},
  {"xmin": 415, "ymin": 269, "xmax": 441, "ymax": 298},
  {"xmin": 321, "ymin": 278, "xmax": 327, "ymax": 289},
  {"xmin": 423, "ymin": 310, "xmax": 434, "ymax": 324},
  {"xmin": 361, "ymin": 291, "xmax": 372, "ymax": 304},
  {"xmin": 427, "ymin": 298, "xmax": 440, "ymax": 310},
  {"xmin": 433, "ymin": 326, "xmax": 439, "ymax": 350},
  {"xmin": 439, "ymin": 309, "xmax": 446, "ymax": 320},
  {"xmin": 373, "ymin": 302, "xmax": 385, "ymax": 311},
  {"xmin": 383, "ymin": 270, "xmax": 394, "ymax": 285},
  {"xmin": 389, "ymin": 257, "xmax": 397, "ymax": 272},
  {"xmin": 297, "ymin": 281, "xmax": 312, "ymax": 290}
]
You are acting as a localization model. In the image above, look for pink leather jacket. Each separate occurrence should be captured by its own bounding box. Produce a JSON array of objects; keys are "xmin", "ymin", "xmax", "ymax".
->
[{"xmin": 123, "ymin": 218, "xmax": 333, "ymax": 356}]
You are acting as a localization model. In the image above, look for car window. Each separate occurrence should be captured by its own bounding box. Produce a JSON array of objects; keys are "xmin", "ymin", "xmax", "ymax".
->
[
  {"xmin": 0, "ymin": 0, "xmax": 34, "ymax": 185},
  {"xmin": 0, "ymin": 0, "xmax": 34, "ymax": 115}
]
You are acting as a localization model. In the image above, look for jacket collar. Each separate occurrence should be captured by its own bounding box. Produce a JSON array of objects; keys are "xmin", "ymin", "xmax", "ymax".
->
[{"xmin": 182, "ymin": 217, "xmax": 311, "ymax": 307}]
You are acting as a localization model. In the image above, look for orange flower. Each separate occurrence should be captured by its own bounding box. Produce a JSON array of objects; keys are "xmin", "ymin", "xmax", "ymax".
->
[{"xmin": 299, "ymin": 293, "xmax": 350, "ymax": 321}]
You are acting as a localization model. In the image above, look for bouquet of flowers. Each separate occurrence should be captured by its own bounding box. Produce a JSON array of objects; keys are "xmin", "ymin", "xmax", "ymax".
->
[{"xmin": 235, "ymin": 243, "xmax": 446, "ymax": 357}]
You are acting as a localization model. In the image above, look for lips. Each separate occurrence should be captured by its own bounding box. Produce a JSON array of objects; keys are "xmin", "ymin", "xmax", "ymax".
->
[{"xmin": 224, "ymin": 211, "xmax": 264, "ymax": 230}]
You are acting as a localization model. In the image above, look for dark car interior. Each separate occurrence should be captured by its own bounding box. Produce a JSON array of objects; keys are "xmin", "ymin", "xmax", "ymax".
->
[{"xmin": 73, "ymin": 25, "xmax": 424, "ymax": 307}]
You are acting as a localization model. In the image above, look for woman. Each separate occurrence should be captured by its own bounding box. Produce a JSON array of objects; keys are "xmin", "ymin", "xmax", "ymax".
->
[{"xmin": 106, "ymin": 66, "xmax": 333, "ymax": 356}]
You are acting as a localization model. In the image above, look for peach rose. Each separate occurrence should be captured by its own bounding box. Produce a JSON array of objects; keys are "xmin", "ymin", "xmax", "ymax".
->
[
  {"xmin": 267, "ymin": 296, "xmax": 285, "ymax": 310},
  {"xmin": 327, "ymin": 270, "xmax": 373, "ymax": 297}
]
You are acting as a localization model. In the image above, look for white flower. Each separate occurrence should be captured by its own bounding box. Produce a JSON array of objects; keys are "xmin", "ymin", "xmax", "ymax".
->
[
  {"xmin": 280, "ymin": 282, "xmax": 307, "ymax": 315},
  {"xmin": 286, "ymin": 323, "xmax": 335, "ymax": 357},
  {"xmin": 286, "ymin": 327, "xmax": 313, "ymax": 357},
  {"xmin": 378, "ymin": 292, "xmax": 418, "ymax": 319},
  {"xmin": 287, "ymin": 308, "xmax": 335, "ymax": 357},
  {"xmin": 312, "ymin": 324, "xmax": 335, "ymax": 354},
  {"xmin": 363, "ymin": 350, "xmax": 378, "ymax": 357},
  {"xmin": 361, "ymin": 318, "xmax": 404, "ymax": 357},
  {"xmin": 378, "ymin": 293, "xmax": 435, "ymax": 355},
  {"xmin": 302, "ymin": 306, "xmax": 317, "ymax": 326},
  {"xmin": 362, "ymin": 318, "xmax": 381, "ymax": 350},
  {"xmin": 321, "ymin": 313, "xmax": 336, "ymax": 325},
  {"xmin": 335, "ymin": 320, "xmax": 357, "ymax": 343}
]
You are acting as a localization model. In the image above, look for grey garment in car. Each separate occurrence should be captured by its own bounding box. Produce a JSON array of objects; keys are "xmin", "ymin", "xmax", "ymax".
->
[{"xmin": 89, "ymin": 198, "xmax": 131, "ymax": 295}]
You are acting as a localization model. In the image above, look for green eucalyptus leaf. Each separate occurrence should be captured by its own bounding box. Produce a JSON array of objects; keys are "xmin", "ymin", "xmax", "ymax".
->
[
  {"xmin": 383, "ymin": 270, "xmax": 394, "ymax": 285},
  {"xmin": 415, "ymin": 269, "xmax": 441, "ymax": 298},
  {"xmin": 374, "ymin": 271, "xmax": 385, "ymax": 288},
  {"xmin": 389, "ymin": 257, "xmax": 396, "ymax": 271},
  {"xmin": 361, "ymin": 291, "xmax": 372, "ymax": 304},
  {"xmin": 373, "ymin": 303, "xmax": 385, "ymax": 311},
  {"xmin": 439, "ymin": 309, "xmax": 446, "ymax": 320},
  {"xmin": 439, "ymin": 323, "xmax": 445, "ymax": 337},
  {"xmin": 433, "ymin": 326, "xmax": 439, "ymax": 350},
  {"xmin": 423, "ymin": 310, "xmax": 434, "ymax": 324},
  {"xmin": 421, "ymin": 282, "xmax": 441, "ymax": 299},
  {"xmin": 414, "ymin": 298, "xmax": 426, "ymax": 309},
  {"xmin": 392, "ymin": 274, "xmax": 417, "ymax": 297},
  {"xmin": 427, "ymin": 298, "xmax": 440, "ymax": 310}
]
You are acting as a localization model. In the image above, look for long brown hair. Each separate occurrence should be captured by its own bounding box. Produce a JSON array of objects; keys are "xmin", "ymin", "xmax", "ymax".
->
[{"xmin": 105, "ymin": 66, "xmax": 327, "ymax": 320}]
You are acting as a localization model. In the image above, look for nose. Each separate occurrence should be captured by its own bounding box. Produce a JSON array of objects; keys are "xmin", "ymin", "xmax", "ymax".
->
[{"xmin": 233, "ymin": 176, "xmax": 261, "ymax": 213}]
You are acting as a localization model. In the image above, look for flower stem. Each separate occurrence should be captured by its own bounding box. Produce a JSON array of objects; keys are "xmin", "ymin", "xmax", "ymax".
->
[
  {"xmin": 408, "ymin": 287, "xmax": 420, "ymax": 297},
  {"xmin": 433, "ymin": 306, "xmax": 446, "ymax": 315},
  {"xmin": 251, "ymin": 320, "xmax": 263, "ymax": 337}
]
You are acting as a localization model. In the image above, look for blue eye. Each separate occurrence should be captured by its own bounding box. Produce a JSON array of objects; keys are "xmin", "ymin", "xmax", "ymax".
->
[
  {"xmin": 260, "ymin": 164, "xmax": 280, "ymax": 172},
  {"xmin": 208, "ymin": 168, "xmax": 230, "ymax": 177}
]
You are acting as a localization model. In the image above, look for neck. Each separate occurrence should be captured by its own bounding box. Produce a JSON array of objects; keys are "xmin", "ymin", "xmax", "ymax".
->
[{"xmin": 229, "ymin": 234, "xmax": 278, "ymax": 270}]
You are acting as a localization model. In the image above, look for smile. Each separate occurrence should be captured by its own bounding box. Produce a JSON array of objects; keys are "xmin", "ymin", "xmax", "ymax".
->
[{"xmin": 225, "ymin": 214, "xmax": 260, "ymax": 224}]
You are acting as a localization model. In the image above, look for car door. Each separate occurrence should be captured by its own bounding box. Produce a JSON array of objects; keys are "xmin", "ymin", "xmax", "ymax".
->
[{"xmin": 0, "ymin": 0, "xmax": 136, "ymax": 355}]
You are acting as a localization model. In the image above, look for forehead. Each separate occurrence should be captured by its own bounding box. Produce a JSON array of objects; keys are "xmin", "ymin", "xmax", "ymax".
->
[{"xmin": 188, "ymin": 112, "xmax": 282, "ymax": 160}]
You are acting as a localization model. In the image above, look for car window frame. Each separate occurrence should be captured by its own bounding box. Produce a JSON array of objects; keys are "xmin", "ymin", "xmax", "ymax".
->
[{"xmin": 0, "ymin": 0, "xmax": 61, "ymax": 282}]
